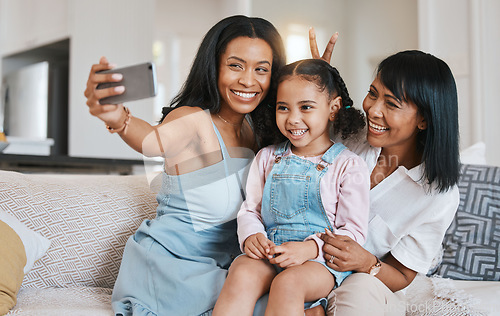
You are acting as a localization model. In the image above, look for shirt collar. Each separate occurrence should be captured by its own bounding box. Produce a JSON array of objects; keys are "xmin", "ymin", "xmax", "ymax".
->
[
  {"xmin": 371, "ymin": 145, "xmax": 426, "ymax": 186},
  {"xmin": 403, "ymin": 163, "xmax": 426, "ymax": 186}
]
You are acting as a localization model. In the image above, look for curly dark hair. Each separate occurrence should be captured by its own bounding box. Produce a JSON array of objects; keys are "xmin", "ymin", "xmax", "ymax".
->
[
  {"xmin": 273, "ymin": 59, "xmax": 365, "ymax": 143},
  {"xmin": 158, "ymin": 15, "xmax": 286, "ymax": 149}
]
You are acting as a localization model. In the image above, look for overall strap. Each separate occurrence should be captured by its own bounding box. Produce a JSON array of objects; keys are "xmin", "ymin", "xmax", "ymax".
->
[
  {"xmin": 317, "ymin": 142, "xmax": 347, "ymax": 171},
  {"xmin": 273, "ymin": 141, "xmax": 290, "ymax": 163}
]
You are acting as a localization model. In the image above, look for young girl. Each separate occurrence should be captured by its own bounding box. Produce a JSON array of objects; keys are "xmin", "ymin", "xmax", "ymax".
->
[{"xmin": 213, "ymin": 58, "xmax": 370, "ymax": 315}]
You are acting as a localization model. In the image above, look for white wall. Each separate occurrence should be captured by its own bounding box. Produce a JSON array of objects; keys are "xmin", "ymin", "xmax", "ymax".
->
[
  {"xmin": 68, "ymin": 0, "xmax": 155, "ymax": 159},
  {"xmin": 419, "ymin": 0, "xmax": 500, "ymax": 166},
  {"xmin": 343, "ymin": 0, "xmax": 418, "ymax": 111},
  {"xmin": 152, "ymin": 0, "xmax": 251, "ymax": 121},
  {"xmin": 252, "ymin": 0, "xmax": 417, "ymax": 115},
  {"xmin": 476, "ymin": 0, "xmax": 500, "ymax": 166},
  {"xmin": 2, "ymin": 0, "xmax": 498, "ymax": 164},
  {"xmin": 254, "ymin": 0, "xmax": 500, "ymax": 166},
  {"xmin": 251, "ymin": 0, "xmax": 348, "ymax": 72}
]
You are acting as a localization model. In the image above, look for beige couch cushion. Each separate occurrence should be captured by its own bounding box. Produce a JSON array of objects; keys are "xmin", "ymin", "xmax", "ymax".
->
[
  {"xmin": 8, "ymin": 287, "xmax": 113, "ymax": 315},
  {"xmin": 0, "ymin": 170, "xmax": 158, "ymax": 289}
]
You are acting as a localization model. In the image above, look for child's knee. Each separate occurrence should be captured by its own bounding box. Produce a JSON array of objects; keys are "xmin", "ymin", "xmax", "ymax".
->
[
  {"xmin": 228, "ymin": 256, "xmax": 253, "ymax": 278},
  {"xmin": 270, "ymin": 269, "xmax": 302, "ymax": 293},
  {"xmin": 228, "ymin": 256, "xmax": 274, "ymax": 282}
]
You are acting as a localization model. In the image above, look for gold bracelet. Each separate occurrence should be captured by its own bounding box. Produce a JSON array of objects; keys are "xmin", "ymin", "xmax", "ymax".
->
[{"xmin": 105, "ymin": 107, "xmax": 131, "ymax": 134}]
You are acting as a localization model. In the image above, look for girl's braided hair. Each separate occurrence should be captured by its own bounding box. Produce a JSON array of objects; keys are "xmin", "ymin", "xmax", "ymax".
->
[{"xmin": 274, "ymin": 59, "xmax": 365, "ymax": 142}]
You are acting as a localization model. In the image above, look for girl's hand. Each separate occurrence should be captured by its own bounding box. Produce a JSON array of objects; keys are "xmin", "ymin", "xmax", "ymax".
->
[
  {"xmin": 84, "ymin": 56, "xmax": 126, "ymax": 126},
  {"xmin": 243, "ymin": 233, "xmax": 275, "ymax": 260},
  {"xmin": 309, "ymin": 27, "xmax": 338, "ymax": 64},
  {"xmin": 268, "ymin": 240, "xmax": 318, "ymax": 269},
  {"xmin": 319, "ymin": 229, "xmax": 373, "ymax": 273}
]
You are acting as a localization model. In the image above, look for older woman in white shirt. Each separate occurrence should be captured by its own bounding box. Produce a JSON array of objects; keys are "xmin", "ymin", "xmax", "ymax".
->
[{"xmin": 308, "ymin": 42, "xmax": 460, "ymax": 316}]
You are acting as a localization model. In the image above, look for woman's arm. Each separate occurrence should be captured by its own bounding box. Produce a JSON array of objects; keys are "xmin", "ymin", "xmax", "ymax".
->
[
  {"xmin": 376, "ymin": 253, "xmax": 417, "ymax": 291},
  {"xmin": 320, "ymin": 232, "xmax": 416, "ymax": 292},
  {"xmin": 84, "ymin": 57, "xmax": 198, "ymax": 157},
  {"xmin": 84, "ymin": 57, "xmax": 158, "ymax": 155},
  {"xmin": 237, "ymin": 147, "xmax": 273, "ymax": 250}
]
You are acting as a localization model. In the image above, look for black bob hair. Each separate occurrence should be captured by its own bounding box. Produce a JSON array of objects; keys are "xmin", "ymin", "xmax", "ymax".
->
[
  {"xmin": 159, "ymin": 15, "xmax": 286, "ymax": 148},
  {"xmin": 377, "ymin": 50, "xmax": 460, "ymax": 192}
]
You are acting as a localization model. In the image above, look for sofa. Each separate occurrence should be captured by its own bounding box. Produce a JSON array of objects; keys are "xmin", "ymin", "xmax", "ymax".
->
[{"xmin": 0, "ymin": 163, "xmax": 499, "ymax": 316}]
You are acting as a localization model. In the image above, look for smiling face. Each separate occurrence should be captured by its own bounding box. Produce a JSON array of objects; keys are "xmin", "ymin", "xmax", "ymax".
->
[
  {"xmin": 363, "ymin": 76, "xmax": 427, "ymax": 153},
  {"xmin": 217, "ymin": 36, "xmax": 273, "ymax": 117},
  {"xmin": 276, "ymin": 77, "xmax": 340, "ymax": 157}
]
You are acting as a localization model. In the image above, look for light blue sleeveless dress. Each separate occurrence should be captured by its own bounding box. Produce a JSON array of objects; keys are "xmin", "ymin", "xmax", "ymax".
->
[{"xmin": 112, "ymin": 122, "xmax": 252, "ymax": 316}]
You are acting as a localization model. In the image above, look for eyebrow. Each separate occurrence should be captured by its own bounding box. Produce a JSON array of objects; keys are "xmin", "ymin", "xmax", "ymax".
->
[
  {"xmin": 385, "ymin": 93, "xmax": 403, "ymax": 105},
  {"xmin": 227, "ymin": 56, "xmax": 271, "ymax": 65},
  {"xmin": 276, "ymin": 100, "xmax": 317, "ymax": 106},
  {"xmin": 298, "ymin": 100, "xmax": 317, "ymax": 104},
  {"xmin": 371, "ymin": 84, "xmax": 402, "ymax": 105}
]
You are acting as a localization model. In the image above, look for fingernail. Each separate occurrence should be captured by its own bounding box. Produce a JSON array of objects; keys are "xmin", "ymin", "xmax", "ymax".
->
[
  {"xmin": 112, "ymin": 73, "xmax": 123, "ymax": 80},
  {"xmin": 115, "ymin": 86, "xmax": 125, "ymax": 93}
]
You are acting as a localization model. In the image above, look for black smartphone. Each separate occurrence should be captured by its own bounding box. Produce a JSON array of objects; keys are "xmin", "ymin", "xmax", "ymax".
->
[{"xmin": 97, "ymin": 62, "xmax": 157, "ymax": 104}]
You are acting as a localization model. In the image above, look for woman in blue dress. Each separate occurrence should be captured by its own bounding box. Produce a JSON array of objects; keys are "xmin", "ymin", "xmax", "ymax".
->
[{"xmin": 83, "ymin": 15, "xmax": 287, "ymax": 316}]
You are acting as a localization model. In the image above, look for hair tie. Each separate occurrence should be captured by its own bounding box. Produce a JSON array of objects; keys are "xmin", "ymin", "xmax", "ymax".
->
[{"xmin": 344, "ymin": 105, "xmax": 352, "ymax": 109}]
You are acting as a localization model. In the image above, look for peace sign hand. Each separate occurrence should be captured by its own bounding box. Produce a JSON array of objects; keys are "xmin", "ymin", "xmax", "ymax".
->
[{"xmin": 309, "ymin": 27, "xmax": 338, "ymax": 64}]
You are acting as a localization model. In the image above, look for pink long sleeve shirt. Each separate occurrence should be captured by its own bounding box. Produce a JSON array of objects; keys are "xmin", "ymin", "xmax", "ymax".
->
[{"xmin": 237, "ymin": 144, "xmax": 370, "ymax": 262}]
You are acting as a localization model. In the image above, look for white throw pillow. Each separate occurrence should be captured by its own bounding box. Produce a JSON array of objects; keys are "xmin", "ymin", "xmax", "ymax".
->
[
  {"xmin": 0, "ymin": 211, "xmax": 50, "ymax": 314},
  {"xmin": 460, "ymin": 142, "xmax": 487, "ymax": 165},
  {"xmin": 0, "ymin": 211, "xmax": 50, "ymax": 274}
]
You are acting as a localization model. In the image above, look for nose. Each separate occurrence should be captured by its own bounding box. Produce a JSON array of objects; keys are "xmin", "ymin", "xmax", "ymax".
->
[
  {"xmin": 365, "ymin": 97, "xmax": 383, "ymax": 119},
  {"xmin": 238, "ymin": 69, "xmax": 255, "ymax": 87},
  {"xmin": 287, "ymin": 108, "xmax": 301, "ymax": 125}
]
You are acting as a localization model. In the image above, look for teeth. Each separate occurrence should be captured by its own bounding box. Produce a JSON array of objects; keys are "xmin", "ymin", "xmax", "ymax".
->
[
  {"xmin": 233, "ymin": 91, "xmax": 257, "ymax": 98},
  {"xmin": 369, "ymin": 121, "xmax": 389, "ymax": 131},
  {"xmin": 290, "ymin": 129, "xmax": 307, "ymax": 136}
]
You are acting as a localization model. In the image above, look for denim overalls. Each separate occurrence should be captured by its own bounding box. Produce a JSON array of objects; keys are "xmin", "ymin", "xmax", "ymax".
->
[{"xmin": 261, "ymin": 141, "xmax": 352, "ymax": 286}]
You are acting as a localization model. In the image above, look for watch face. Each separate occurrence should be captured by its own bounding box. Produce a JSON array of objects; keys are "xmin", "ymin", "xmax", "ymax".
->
[
  {"xmin": 369, "ymin": 258, "xmax": 382, "ymax": 276},
  {"xmin": 369, "ymin": 265, "xmax": 381, "ymax": 276}
]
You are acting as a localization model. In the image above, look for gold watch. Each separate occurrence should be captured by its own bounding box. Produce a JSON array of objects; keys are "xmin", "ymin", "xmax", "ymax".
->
[{"xmin": 369, "ymin": 256, "xmax": 382, "ymax": 276}]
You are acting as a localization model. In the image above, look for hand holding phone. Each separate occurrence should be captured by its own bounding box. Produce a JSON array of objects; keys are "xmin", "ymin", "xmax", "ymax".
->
[{"xmin": 97, "ymin": 62, "xmax": 157, "ymax": 105}]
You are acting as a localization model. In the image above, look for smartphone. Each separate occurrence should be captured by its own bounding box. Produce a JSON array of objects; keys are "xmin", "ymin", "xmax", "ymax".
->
[{"xmin": 97, "ymin": 62, "xmax": 157, "ymax": 104}]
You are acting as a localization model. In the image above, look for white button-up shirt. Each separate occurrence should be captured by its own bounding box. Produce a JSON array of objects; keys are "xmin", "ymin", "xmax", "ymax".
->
[{"xmin": 344, "ymin": 138, "xmax": 459, "ymax": 274}]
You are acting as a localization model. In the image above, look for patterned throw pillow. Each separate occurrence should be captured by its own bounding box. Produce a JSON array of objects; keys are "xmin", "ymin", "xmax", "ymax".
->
[
  {"xmin": 434, "ymin": 164, "xmax": 500, "ymax": 280},
  {"xmin": 0, "ymin": 171, "xmax": 158, "ymax": 289}
]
